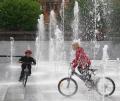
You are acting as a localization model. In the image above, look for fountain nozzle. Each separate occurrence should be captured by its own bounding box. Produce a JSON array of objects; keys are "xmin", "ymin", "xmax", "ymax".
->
[{"xmin": 10, "ymin": 37, "xmax": 14, "ymax": 41}]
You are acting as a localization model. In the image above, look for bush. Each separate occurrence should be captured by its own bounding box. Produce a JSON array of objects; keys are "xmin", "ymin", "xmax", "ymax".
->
[
  {"xmin": 111, "ymin": 0, "xmax": 120, "ymax": 34},
  {"xmin": 0, "ymin": 0, "xmax": 41, "ymax": 31}
]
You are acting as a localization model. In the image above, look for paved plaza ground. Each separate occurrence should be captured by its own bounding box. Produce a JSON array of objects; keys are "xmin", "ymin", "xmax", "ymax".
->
[{"xmin": 0, "ymin": 60, "xmax": 120, "ymax": 101}]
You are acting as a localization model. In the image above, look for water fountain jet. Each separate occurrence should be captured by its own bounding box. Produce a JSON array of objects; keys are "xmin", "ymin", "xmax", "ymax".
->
[
  {"xmin": 72, "ymin": 1, "xmax": 80, "ymax": 40},
  {"xmin": 10, "ymin": 37, "xmax": 15, "ymax": 65}
]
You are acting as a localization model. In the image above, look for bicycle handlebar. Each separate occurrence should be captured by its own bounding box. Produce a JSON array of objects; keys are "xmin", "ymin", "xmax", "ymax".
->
[{"xmin": 19, "ymin": 62, "xmax": 35, "ymax": 65}]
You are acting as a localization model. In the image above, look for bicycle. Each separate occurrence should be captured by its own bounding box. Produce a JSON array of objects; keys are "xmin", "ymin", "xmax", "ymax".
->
[
  {"xmin": 58, "ymin": 65, "xmax": 115, "ymax": 97},
  {"xmin": 22, "ymin": 63, "xmax": 31, "ymax": 87}
]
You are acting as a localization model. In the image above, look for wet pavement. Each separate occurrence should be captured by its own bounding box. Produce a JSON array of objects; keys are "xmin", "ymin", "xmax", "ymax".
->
[{"xmin": 0, "ymin": 60, "xmax": 120, "ymax": 101}]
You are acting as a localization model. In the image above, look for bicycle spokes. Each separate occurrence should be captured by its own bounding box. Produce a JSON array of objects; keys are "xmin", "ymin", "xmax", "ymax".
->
[
  {"xmin": 58, "ymin": 78, "xmax": 78, "ymax": 96},
  {"xmin": 96, "ymin": 77, "xmax": 115, "ymax": 96}
]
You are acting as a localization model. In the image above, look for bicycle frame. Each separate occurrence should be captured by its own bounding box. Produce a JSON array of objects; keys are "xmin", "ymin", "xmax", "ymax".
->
[
  {"xmin": 69, "ymin": 67, "xmax": 98, "ymax": 83},
  {"xmin": 69, "ymin": 70, "xmax": 87, "ymax": 82},
  {"xmin": 24, "ymin": 67, "xmax": 29, "ymax": 74},
  {"xmin": 58, "ymin": 65, "xmax": 115, "ymax": 97},
  {"xmin": 22, "ymin": 65, "xmax": 30, "ymax": 87}
]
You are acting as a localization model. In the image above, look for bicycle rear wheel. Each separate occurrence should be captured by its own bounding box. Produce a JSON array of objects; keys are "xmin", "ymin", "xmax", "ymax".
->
[
  {"xmin": 58, "ymin": 78, "xmax": 78, "ymax": 97},
  {"xmin": 96, "ymin": 77, "xmax": 115, "ymax": 97}
]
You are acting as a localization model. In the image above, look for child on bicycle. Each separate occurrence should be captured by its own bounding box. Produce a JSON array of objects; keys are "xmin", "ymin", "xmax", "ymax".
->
[
  {"xmin": 19, "ymin": 50, "xmax": 36, "ymax": 81},
  {"xmin": 71, "ymin": 42, "xmax": 91, "ymax": 73}
]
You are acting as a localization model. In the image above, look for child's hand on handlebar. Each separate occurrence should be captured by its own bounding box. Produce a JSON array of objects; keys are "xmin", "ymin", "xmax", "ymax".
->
[
  {"xmin": 70, "ymin": 62, "xmax": 74, "ymax": 67},
  {"xmin": 72, "ymin": 67, "xmax": 75, "ymax": 71}
]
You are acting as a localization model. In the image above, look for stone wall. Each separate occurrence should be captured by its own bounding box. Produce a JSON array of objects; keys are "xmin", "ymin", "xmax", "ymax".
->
[
  {"xmin": 0, "ymin": 31, "xmax": 36, "ymax": 41},
  {"xmin": 0, "ymin": 41, "xmax": 120, "ymax": 62}
]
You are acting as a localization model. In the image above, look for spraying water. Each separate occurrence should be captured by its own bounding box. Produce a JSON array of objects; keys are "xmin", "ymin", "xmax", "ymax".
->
[
  {"xmin": 93, "ymin": 0, "xmax": 102, "ymax": 59},
  {"xmin": 49, "ymin": 10, "xmax": 57, "ymax": 61},
  {"xmin": 93, "ymin": 29, "xmax": 100, "ymax": 59},
  {"xmin": 93, "ymin": 0, "xmax": 111, "ymax": 59},
  {"xmin": 102, "ymin": 44, "xmax": 109, "ymax": 101},
  {"xmin": 10, "ymin": 37, "xmax": 14, "ymax": 65},
  {"xmin": 72, "ymin": 1, "xmax": 79, "ymax": 40},
  {"xmin": 37, "ymin": 14, "xmax": 45, "ymax": 41},
  {"xmin": 35, "ymin": 37, "xmax": 39, "ymax": 67},
  {"xmin": 36, "ymin": 14, "xmax": 45, "ymax": 64},
  {"xmin": 60, "ymin": 0, "xmax": 65, "ymax": 37},
  {"xmin": 54, "ymin": 25, "xmax": 65, "ymax": 61},
  {"xmin": 102, "ymin": 45, "xmax": 109, "ymax": 61},
  {"xmin": 70, "ymin": 1, "xmax": 80, "ymax": 61},
  {"xmin": 49, "ymin": 10, "xmax": 65, "ymax": 61},
  {"xmin": 93, "ymin": 0, "xmax": 112, "ymax": 59}
]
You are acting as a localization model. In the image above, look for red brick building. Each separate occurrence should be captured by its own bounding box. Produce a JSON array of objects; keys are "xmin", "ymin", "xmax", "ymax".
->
[{"xmin": 38, "ymin": 0, "xmax": 70, "ymax": 24}]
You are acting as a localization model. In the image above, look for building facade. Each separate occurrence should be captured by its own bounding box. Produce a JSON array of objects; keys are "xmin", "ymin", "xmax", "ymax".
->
[{"xmin": 38, "ymin": 0, "xmax": 70, "ymax": 24}]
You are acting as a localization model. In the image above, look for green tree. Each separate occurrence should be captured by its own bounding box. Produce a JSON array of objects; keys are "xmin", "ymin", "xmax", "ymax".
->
[
  {"xmin": 0, "ymin": 0, "xmax": 4, "ymax": 2},
  {"xmin": 111, "ymin": 0, "xmax": 120, "ymax": 34},
  {"xmin": 0, "ymin": 0, "xmax": 42, "ymax": 31}
]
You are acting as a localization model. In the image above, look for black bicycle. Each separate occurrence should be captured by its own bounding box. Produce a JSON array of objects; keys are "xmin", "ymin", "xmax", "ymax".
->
[
  {"xmin": 22, "ymin": 63, "xmax": 30, "ymax": 87},
  {"xmin": 58, "ymin": 65, "xmax": 115, "ymax": 97}
]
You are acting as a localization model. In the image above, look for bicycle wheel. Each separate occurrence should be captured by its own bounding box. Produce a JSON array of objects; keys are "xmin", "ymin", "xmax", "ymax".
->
[
  {"xmin": 96, "ymin": 77, "xmax": 115, "ymax": 97},
  {"xmin": 58, "ymin": 78, "xmax": 78, "ymax": 97},
  {"xmin": 23, "ymin": 74, "xmax": 28, "ymax": 87}
]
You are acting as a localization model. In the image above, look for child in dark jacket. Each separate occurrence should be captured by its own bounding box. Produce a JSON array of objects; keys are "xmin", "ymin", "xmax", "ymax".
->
[{"xmin": 19, "ymin": 50, "xmax": 36, "ymax": 81}]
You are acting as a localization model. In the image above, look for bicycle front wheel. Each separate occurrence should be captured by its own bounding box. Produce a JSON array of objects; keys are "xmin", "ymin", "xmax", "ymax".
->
[
  {"xmin": 23, "ymin": 74, "xmax": 28, "ymax": 87},
  {"xmin": 96, "ymin": 77, "xmax": 115, "ymax": 97},
  {"xmin": 58, "ymin": 78, "xmax": 78, "ymax": 97}
]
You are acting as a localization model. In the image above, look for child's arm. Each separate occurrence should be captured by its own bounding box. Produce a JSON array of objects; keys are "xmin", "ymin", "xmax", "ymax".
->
[
  {"xmin": 32, "ymin": 58, "xmax": 36, "ymax": 65},
  {"xmin": 71, "ymin": 49, "xmax": 82, "ymax": 68},
  {"xmin": 18, "ymin": 57, "xmax": 23, "ymax": 63}
]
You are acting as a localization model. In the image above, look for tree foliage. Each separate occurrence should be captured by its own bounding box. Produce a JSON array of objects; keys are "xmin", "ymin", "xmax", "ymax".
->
[
  {"xmin": 0, "ymin": 0, "xmax": 41, "ymax": 31},
  {"xmin": 111, "ymin": 0, "xmax": 120, "ymax": 34}
]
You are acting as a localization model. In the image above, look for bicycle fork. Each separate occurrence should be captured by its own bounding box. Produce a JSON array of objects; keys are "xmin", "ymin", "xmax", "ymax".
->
[{"xmin": 67, "ymin": 72, "xmax": 74, "ymax": 88}]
